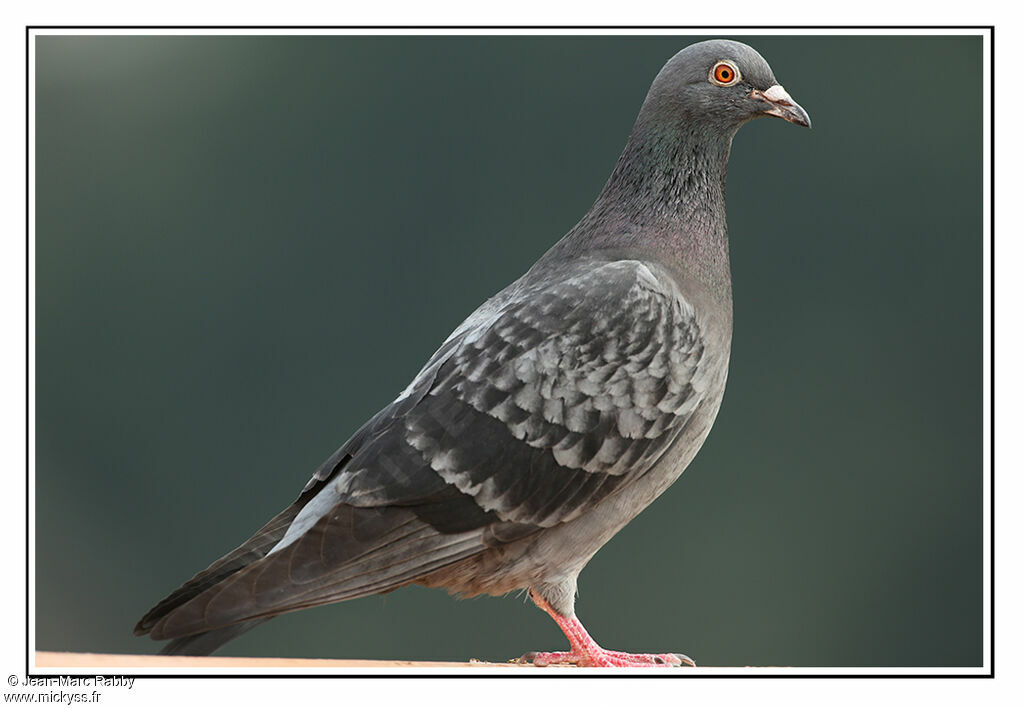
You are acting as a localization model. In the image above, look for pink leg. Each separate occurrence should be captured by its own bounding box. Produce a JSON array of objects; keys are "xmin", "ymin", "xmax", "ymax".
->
[{"xmin": 518, "ymin": 589, "xmax": 696, "ymax": 668}]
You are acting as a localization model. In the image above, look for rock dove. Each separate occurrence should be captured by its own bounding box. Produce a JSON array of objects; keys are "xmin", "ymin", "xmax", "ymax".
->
[{"xmin": 134, "ymin": 39, "xmax": 809, "ymax": 666}]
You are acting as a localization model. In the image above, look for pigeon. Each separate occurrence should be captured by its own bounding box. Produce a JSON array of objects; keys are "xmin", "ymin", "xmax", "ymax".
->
[{"xmin": 134, "ymin": 39, "xmax": 809, "ymax": 667}]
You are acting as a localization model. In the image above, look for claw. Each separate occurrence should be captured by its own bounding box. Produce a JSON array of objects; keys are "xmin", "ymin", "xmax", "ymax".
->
[{"xmin": 521, "ymin": 587, "xmax": 697, "ymax": 668}]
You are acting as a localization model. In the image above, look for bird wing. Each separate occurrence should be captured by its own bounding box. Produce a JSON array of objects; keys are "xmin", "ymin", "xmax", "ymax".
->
[
  {"xmin": 358, "ymin": 258, "xmax": 709, "ymax": 526},
  {"xmin": 141, "ymin": 258, "xmax": 711, "ymax": 640}
]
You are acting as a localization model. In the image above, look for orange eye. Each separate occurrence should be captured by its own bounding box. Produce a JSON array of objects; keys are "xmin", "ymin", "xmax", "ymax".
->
[{"xmin": 710, "ymin": 61, "xmax": 741, "ymax": 86}]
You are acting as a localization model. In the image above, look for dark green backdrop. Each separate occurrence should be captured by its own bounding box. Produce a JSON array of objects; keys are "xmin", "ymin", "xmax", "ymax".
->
[{"xmin": 34, "ymin": 34, "xmax": 983, "ymax": 667}]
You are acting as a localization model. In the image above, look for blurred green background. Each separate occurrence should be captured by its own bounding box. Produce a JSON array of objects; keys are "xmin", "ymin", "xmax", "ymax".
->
[{"xmin": 34, "ymin": 34, "xmax": 983, "ymax": 667}]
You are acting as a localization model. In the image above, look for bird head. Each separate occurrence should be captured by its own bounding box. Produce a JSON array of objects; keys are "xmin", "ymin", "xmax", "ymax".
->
[{"xmin": 645, "ymin": 39, "xmax": 811, "ymax": 130}]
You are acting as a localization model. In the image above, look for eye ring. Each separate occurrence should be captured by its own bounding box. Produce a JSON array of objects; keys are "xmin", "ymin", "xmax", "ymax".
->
[{"xmin": 709, "ymin": 60, "xmax": 741, "ymax": 86}]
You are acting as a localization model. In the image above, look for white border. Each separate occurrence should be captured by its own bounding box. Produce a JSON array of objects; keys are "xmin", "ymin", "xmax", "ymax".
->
[
  {"xmin": 30, "ymin": 27, "xmax": 989, "ymax": 36},
  {"xmin": 980, "ymin": 27, "xmax": 992, "ymax": 676},
  {"xmin": 27, "ymin": 21, "xmax": 37, "ymax": 683},
  {"xmin": 25, "ymin": 26, "xmax": 993, "ymax": 679}
]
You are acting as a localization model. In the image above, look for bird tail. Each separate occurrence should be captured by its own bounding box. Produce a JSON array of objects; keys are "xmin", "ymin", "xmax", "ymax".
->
[
  {"xmin": 143, "ymin": 504, "xmax": 484, "ymax": 643},
  {"xmin": 134, "ymin": 501, "xmax": 305, "ymax": 651},
  {"xmin": 137, "ymin": 488, "xmax": 487, "ymax": 655}
]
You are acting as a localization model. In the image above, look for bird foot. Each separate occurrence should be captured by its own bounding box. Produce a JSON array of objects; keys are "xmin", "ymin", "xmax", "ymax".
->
[{"xmin": 517, "ymin": 649, "xmax": 695, "ymax": 668}]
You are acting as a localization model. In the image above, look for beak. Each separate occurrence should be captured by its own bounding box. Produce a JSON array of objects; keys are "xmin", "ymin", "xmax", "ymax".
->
[{"xmin": 750, "ymin": 84, "xmax": 811, "ymax": 128}]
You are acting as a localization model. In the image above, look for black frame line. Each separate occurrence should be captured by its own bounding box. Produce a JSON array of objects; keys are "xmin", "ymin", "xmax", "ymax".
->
[{"xmin": 23, "ymin": 24, "xmax": 996, "ymax": 681}]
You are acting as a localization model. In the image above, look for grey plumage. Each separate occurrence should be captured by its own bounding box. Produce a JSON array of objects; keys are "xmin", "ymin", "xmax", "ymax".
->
[{"xmin": 135, "ymin": 39, "xmax": 809, "ymax": 661}]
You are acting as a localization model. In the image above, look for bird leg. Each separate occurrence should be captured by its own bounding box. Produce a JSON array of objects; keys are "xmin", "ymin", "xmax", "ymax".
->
[{"xmin": 518, "ymin": 588, "xmax": 695, "ymax": 668}]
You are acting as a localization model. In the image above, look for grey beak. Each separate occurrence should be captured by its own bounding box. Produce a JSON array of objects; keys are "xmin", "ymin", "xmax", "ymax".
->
[{"xmin": 751, "ymin": 84, "xmax": 811, "ymax": 128}]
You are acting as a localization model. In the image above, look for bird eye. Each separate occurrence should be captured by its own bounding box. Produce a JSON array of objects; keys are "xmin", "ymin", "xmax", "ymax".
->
[{"xmin": 709, "ymin": 60, "xmax": 741, "ymax": 86}]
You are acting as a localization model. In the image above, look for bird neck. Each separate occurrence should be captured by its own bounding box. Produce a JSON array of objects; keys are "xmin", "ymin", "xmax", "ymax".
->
[{"xmin": 551, "ymin": 121, "xmax": 736, "ymax": 303}]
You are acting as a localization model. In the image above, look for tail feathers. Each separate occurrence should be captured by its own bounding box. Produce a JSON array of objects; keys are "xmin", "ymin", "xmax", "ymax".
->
[
  {"xmin": 146, "ymin": 504, "xmax": 484, "ymax": 643},
  {"xmin": 135, "ymin": 503, "xmax": 303, "ymax": 637},
  {"xmin": 158, "ymin": 618, "xmax": 272, "ymax": 656}
]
